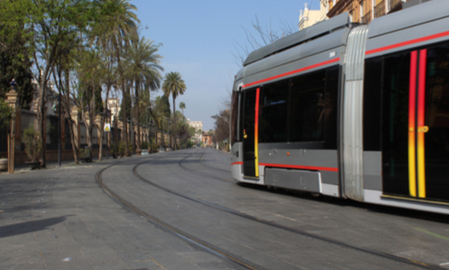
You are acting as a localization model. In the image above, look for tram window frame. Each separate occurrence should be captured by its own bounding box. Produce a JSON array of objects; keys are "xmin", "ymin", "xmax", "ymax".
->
[
  {"xmin": 363, "ymin": 57, "xmax": 383, "ymax": 151},
  {"xmin": 380, "ymin": 49, "xmax": 412, "ymax": 197},
  {"xmin": 289, "ymin": 67, "xmax": 338, "ymax": 148},
  {"xmin": 231, "ymin": 90, "xmax": 240, "ymax": 144},
  {"xmin": 259, "ymin": 80, "xmax": 289, "ymax": 143},
  {"xmin": 240, "ymin": 88, "xmax": 258, "ymax": 142}
]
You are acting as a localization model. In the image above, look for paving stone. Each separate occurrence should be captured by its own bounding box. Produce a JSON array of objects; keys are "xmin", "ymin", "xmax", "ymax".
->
[{"xmin": 0, "ymin": 151, "xmax": 447, "ymax": 270}]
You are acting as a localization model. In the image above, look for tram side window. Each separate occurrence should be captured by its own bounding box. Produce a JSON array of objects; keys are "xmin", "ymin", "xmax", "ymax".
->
[
  {"xmin": 290, "ymin": 70, "xmax": 326, "ymax": 142},
  {"xmin": 260, "ymin": 80, "xmax": 289, "ymax": 143},
  {"xmin": 363, "ymin": 58, "xmax": 382, "ymax": 151},
  {"xmin": 423, "ymin": 43, "xmax": 449, "ymax": 201},
  {"xmin": 289, "ymin": 67, "xmax": 338, "ymax": 147},
  {"xmin": 382, "ymin": 51, "xmax": 411, "ymax": 196},
  {"xmin": 231, "ymin": 91, "xmax": 239, "ymax": 144},
  {"xmin": 323, "ymin": 67, "xmax": 338, "ymax": 149}
]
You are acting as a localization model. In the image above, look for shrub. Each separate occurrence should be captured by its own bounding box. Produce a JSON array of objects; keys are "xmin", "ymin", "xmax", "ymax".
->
[
  {"xmin": 141, "ymin": 141, "xmax": 148, "ymax": 149},
  {"xmin": 109, "ymin": 143, "xmax": 116, "ymax": 156},
  {"xmin": 79, "ymin": 148, "xmax": 90, "ymax": 158},
  {"xmin": 118, "ymin": 141, "xmax": 133, "ymax": 156},
  {"xmin": 23, "ymin": 125, "xmax": 42, "ymax": 162},
  {"xmin": 151, "ymin": 142, "xmax": 158, "ymax": 152},
  {"xmin": 118, "ymin": 141, "xmax": 125, "ymax": 156},
  {"xmin": 129, "ymin": 144, "xmax": 133, "ymax": 155}
]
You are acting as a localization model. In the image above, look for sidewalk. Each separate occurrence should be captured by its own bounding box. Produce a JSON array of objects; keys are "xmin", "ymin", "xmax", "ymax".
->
[
  {"xmin": 2, "ymin": 154, "xmax": 132, "ymax": 175},
  {"xmin": 0, "ymin": 151, "xmax": 236, "ymax": 270}
]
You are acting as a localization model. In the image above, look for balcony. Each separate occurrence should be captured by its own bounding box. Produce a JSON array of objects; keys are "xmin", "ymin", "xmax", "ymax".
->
[
  {"xmin": 362, "ymin": 10, "xmax": 372, "ymax": 24},
  {"xmin": 374, "ymin": 0, "xmax": 386, "ymax": 18}
]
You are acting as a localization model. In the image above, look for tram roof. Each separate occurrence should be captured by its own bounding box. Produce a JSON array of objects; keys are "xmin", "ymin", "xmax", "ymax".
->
[{"xmin": 243, "ymin": 12, "xmax": 351, "ymax": 67}]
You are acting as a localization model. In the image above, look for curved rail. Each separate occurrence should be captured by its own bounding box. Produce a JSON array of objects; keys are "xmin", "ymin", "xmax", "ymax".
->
[
  {"xmin": 134, "ymin": 151, "xmax": 443, "ymax": 270},
  {"xmin": 95, "ymin": 157, "xmax": 261, "ymax": 270},
  {"xmin": 177, "ymin": 149, "xmax": 234, "ymax": 183}
]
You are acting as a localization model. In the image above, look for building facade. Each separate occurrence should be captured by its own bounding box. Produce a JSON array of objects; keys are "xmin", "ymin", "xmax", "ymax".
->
[
  {"xmin": 327, "ymin": 0, "xmax": 412, "ymax": 24},
  {"xmin": 202, "ymin": 131, "xmax": 213, "ymax": 146},
  {"xmin": 107, "ymin": 97, "xmax": 120, "ymax": 118},
  {"xmin": 298, "ymin": 2, "xmax": 328, "ymax": 30},
  {"xmin": 187, "ymin": 119, "xmax": 203, "ymax": 143},
  {"xmin": 299, "ymin": 0, "xmax": 415, "ymax": 30}
]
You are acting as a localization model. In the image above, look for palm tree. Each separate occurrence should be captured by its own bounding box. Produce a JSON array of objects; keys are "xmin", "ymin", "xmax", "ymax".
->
[
  {"xmin": 125, "ymin": 37, "xmax": 163, "ymax": 153},
  {"xmin": 92, "ymin": 0, "xmax": 139, "ymax": 157},
  {"xmin": 162, "ymin": 72, "xmax": 186, "ymax": 149},
  {"xmin": 179, "ymin": 102, "xmax": 186, "ymax": 117},
  {"xmin": 74, "ymin": 49, "xmax": 104, "ymax": 161}
]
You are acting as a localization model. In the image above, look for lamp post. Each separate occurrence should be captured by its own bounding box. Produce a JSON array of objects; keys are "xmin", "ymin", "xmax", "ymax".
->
[
  {"xmin": 6, "ymin": 79, "xmax": 18, "ymax": 174},
  {"xmin": 113, "ymin": 114, "xmax": 117, "ymax": 158},
  {"xmin": 57, "ymin": 92, "xmax": 61, "ymax": 166},
  {"xmin": 101, "ymin": 110, "xmax": 111, "ymax": 160},
  {"xmin": 130, "ymin": 96, "xmax": 137, "ymax": 154}
]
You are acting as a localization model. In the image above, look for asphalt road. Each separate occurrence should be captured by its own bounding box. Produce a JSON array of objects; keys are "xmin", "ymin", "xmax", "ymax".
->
[{"xmin": 0, "ymin": 148, "xmax": 448, "ymax": 270}]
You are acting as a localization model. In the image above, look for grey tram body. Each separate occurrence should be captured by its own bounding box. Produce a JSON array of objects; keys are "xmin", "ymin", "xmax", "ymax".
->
[{"xmin": 231, "ymin": 0, "xmax": 449, "ymax": 214}]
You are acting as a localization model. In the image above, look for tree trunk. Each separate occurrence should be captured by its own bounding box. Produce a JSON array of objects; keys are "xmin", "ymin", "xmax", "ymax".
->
[
  {"xmin": 38, "ymin": 71, "xmax": 50, "ymax": 168},
  {"xmin": 172, "ymin": 96, "xmax": 176, "ymax": 150},
  {"xmin": 135, "ymin": 79, "xmax": 141, "ymax": 154},
  {"xmin": 64, "ymin": 69, "xmax": 79, "ymax": 163},
  {"xmin": 99, "ymin": 83, "xmax": 112, "ymax": 161},
  {"xmin": 98, "ymin": 126, "xmax": 103, "ymax": 161},
  {"xmin": 115, "ymin": 40, "xmax": 129, "ymax": 157},
  {"xmin": 128, "ymin": 84, "xmax": 134, "ymax": 155},
  {"xmin": 67, "ymin": 117, "xmax": 79, "ymax": 163},
  {"xmin": 122, "ymin": 85, "xmax": 129, "ymax": 156}
]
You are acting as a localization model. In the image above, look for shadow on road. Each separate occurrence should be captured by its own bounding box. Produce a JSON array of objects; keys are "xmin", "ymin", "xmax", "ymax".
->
[{"xmin": 0, "ymin": 216, "xmax": 71, "ymax": 238}]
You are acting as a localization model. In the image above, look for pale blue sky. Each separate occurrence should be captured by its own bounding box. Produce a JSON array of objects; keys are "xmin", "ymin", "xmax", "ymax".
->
[{"xmin": 130, "ymin": 0, "xmax": 317, "ymax": 130}]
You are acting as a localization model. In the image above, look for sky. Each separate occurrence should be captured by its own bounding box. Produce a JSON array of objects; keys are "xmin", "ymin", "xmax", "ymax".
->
[{"xmin": 130, "ymin": 0, "xmax": 318, "ymax": 131}]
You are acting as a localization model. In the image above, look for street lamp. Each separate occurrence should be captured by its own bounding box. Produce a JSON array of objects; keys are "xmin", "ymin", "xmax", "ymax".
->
[
  {"xmin": 100, "ymin": 110, "xmax": 111, "ymax": 160},
  {"xmin": 113, "ymin": 114, "xmax": 118, "ymax": 158},
  {"xmin": 6, "ymin": 79, "xmax": 19, "ymax": 173}
]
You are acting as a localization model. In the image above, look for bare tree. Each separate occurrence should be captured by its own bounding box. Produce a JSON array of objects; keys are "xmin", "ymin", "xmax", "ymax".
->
[{"xmin": 233, "ymin": 16, "xmax": 296, "ymax": 66}]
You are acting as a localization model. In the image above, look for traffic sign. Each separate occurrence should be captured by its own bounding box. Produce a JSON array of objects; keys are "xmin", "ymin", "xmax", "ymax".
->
[{"xmin": 104, "ymin": 123, "xmax": 111, "ymax": 132}]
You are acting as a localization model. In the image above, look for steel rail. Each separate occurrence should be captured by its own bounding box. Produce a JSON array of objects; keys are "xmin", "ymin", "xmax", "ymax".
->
[
  {"xmin": 134, "ymin": 150, "xmax": 444, "ymax": 270},
  {"xmin": 177, "ymin": 149, "xmax": 234, "ymax": 183},
  {"xmin": 95, "ymin": 156, "xmax": 261, "ymax": 270},
  {"xmin": 198, "ymin": 149, "xmax": 231, "ymax": 173}
]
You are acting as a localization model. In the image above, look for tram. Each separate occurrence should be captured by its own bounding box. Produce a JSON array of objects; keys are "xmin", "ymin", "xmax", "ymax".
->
[{"xmin": 230, "ymin": 0, "xmax": 448, "ymax": 214}]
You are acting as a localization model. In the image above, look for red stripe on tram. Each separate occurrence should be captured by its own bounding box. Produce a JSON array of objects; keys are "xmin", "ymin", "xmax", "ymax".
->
[
  {"xmin": 242, "ymin": 58, "xmax": 340, "ymax": 89},
  {"xmin": 231, "ymin": 162, "xmax": 243, "ymax": 166},
  {"xmin": 408, "ymin": 50, "xmax": 418, "ymax": 197},
  {"xmin": 259, "ymin": 163, "xmax": 338, "ymax": 172},
  {"xmin": 366, "ymin": 31, "xmax": 449, "ymax": 55}
]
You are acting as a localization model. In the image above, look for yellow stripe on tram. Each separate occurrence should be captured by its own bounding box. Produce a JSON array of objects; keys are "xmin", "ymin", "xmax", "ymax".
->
[
  {"xmin": 408, "ymin": 51, "xmax": 418, "ymax": 197},
  {"xmin": 417, "ymin": 49, "xmax": 428, "ymax": 198},
  {"xmin": 254, "ymin": 88, "xmax": 260, "ymax": 177}
]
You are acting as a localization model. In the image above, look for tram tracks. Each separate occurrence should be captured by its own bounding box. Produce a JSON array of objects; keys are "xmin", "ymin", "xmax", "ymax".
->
[
  {"xmin": 177, "ymin": 150, "xmax": 234, "ymax": 183},
  {"xmin": 97, "ymin": 151, "xmax": 443, "ymax": 270},
  {"xmin": 95, "ymin": 156, "xmax": 260, "ymax": 270},
  {"xmin": 151, "ymin": 150, "xmax": 444, "ymax": 270}
]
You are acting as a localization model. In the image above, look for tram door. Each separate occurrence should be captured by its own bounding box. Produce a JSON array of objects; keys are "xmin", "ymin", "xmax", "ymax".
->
[
  {"xmin": 382, "ymin": 44, "xmax": 449, "ymax": 202},
  {"xmin": 242, "ymin": 88, "xmax": 259, "ymax": 178}
]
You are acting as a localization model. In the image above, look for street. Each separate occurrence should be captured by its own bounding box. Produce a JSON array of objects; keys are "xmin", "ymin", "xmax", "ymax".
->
[{"xmin": 0, "ymin": 148, "xmax": 448, "ymax": 270}]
